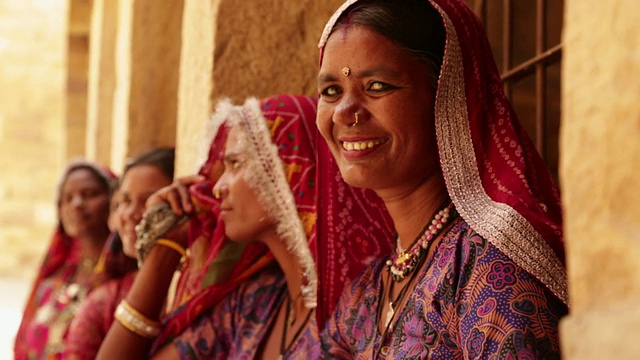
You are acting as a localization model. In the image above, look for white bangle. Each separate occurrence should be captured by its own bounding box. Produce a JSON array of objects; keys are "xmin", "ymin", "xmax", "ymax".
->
[{"xmin": 114, "ymin": 300, "xmax": 162, "ymax": 339}]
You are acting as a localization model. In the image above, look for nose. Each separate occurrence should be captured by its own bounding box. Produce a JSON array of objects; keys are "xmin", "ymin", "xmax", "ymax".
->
[
  {"xmin": 70, "ymin": 194, "xmax": 85, "ymax": 208},
  {"xmin": 212, "ymin": 175, "xmax": 229, "ymax": 200},
  {"xmin": 333, "ymin": 92, "xmax": 364, "ymax": 127}
]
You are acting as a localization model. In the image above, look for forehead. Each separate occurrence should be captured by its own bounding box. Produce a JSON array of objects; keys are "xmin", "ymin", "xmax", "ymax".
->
[
  {"xmin": 224, "ymin": 125, "xmax": 248, "ymax": 154},
  {"xmin": 63, "ymin": 168, "xmax": 103, "ymax": 190},
  {"xmin": 320, "ymin": 25, "xmax": 415, "ymax": 73}
]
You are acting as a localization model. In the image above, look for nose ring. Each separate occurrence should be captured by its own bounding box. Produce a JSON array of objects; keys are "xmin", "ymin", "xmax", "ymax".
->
[
  {"xmin": 213, "ymin": 188, "xmax": 221, "ymax": 199},
  {"xmin": 352, "ymin": 112, "xmax": 359, "ymax": 127}
]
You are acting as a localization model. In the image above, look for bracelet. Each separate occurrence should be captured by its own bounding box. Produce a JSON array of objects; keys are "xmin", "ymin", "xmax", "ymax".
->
[
  {"xmin": 155, "ymin": 239, "xmax": 188, "ymax": 271},
  {"xmin": 135, "ymin": 202, "xmax": 187, "ymax": 268},
  {"xmin": 114, "ymin": 300, "xmax": 162, "ymax": 339},
  {"xmin": 155, "ymin": 239, "xmax": 187, "ymax": 258}
]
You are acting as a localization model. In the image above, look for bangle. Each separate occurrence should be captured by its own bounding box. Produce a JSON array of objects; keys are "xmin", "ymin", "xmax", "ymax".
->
[
  {"xmin": 114, "ymin": 300, "xmax": 162, "ymax": 339},
  {"xmin": 155, "ymin": 239, "xmax": 187, "ymax": 258},
  {"xmin": 155, "ymin": 239, "xmax": 188, "ymax": 271},
  {"xmin": 135, "ymin": 202, "xmax": 187, "ymax": 268}
]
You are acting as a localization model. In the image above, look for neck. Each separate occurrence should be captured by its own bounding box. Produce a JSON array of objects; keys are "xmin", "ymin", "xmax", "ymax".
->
[
  {"xmin": 377, "ymin": 171, "xmax": 449, "ymax": 249},
  {"xmin": 78, "ymin": 229, "xmax": 110, "ymax": 261},
  {"xmin": 262, "ymin": 230, "xmax": 308, "ymax": 317}
]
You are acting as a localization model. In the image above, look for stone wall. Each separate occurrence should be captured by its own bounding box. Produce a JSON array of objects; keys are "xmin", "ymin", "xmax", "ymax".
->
[
  {"xmin": 0, "ymin": 0, "xmax": 68, "ymax": 280},
  {"xmin": 176, "ymin": 0, "xmax": 343, "ymax": 175},
  {"xmin": 560, "ymin": 0, "xmax": 640, "ymax": 358}
]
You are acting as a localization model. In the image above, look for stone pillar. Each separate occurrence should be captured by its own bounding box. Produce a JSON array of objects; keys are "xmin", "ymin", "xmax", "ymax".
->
[
  {"xmin": 86, "ymin": 0, "xmax": 119, "ymax": 165},
  {"xmin": 174, "ymin": 0, "xmax": 218, "ymax": 177},
  {"xmin": 111, "ymin": 0, "xmax": 183, "ymax": 172},
  {"xmin": 560, "ymin": 0, "xmax": 640, "ymax": 358},
  {"xmin": 66, "ymin": 0, "xmax": 92, "ymax": 158},
  {"xmin": 175, "ymin": 0, "xmax": 343, "ymax": 175}
]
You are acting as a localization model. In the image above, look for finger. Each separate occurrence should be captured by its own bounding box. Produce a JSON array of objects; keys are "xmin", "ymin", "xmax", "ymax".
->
[
  {"xmin": 165, "ymin": 187, "xmax": 185, "ymax": 216},
  {"xmin": 175, "ymin": 182, "xmax": 194, "ymax": 213},
  {"xmin": 175, "ymin": 174, "xmax": 206, "ymax": 187}
]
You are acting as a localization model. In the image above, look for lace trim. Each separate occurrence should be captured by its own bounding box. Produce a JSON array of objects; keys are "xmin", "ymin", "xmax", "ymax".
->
[
  {"xmin": 430, "ymin": 0, "xmax": 568, "ymax": 304},
  {"xmin": 225, "ymin": 98, "xmax": 317, "ymax": 309}
]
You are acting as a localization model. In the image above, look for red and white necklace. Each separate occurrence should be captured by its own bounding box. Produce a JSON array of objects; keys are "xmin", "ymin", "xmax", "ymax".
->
[{"xmin": 386, "ymin": 202, "xmax": 454, "ymax": 282}]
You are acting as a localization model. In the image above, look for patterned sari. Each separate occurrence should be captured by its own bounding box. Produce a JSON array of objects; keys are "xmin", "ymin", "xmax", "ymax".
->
[{"xmin": 317, "ymin": 0, "xmax": 568, "ymax": 358}]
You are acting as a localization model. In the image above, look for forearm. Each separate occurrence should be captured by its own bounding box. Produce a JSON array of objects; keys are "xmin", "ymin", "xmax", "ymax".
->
[{"xmin": 96, "ymin": 245, "xmax": 181, "ymax": 360}]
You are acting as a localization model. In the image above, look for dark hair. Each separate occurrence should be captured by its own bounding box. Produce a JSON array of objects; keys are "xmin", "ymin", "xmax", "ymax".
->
[
  {"xmin": 332, "ymin": 0, "xmax": 446, "ymax": 90},
  {"xmin": 57, "ymin": 161, "xmax": 117, "ymax": 206},
  {"xmin": 123, "ymin": 147, "xmax": 175, "ymax": 181}
]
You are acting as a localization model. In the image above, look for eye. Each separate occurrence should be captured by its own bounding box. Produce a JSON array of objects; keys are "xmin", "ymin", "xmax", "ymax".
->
[
  {"xmin": 320, "ymin": 85, "xmax": 342, "ymax": 98},
  {"xmin": 368, "ymin": 81, "xmax": 395, "ymax": 92},
  {"xmin": 224, "ymin": 157, "xmax": 244, "ymax": 170}
]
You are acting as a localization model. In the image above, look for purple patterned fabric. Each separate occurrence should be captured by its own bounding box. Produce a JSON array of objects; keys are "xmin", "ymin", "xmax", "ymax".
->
[
  {"xmin": 321, "ymin": 218, "xmax": 567, "ymax": 359},
  {"xmin": 174, "ymin": 265, "xmax": 319, "ymax": 359}
]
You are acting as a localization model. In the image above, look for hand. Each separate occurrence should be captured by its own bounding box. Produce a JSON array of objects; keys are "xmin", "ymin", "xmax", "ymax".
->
[{"xmin": 145, "ymin": 175, "xmax": 205, "ymax": 247}]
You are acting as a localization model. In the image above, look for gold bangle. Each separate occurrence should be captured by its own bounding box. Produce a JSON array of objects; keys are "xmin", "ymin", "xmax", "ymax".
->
[
  {"xmin": 114, "ymin": 300, "xmax": 161, "ymax": 339},
  {"xmin": 155, "ymin": 239, "xmax": 187, "ymax": 259}
]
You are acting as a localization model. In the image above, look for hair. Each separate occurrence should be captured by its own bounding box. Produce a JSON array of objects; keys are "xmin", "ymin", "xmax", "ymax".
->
[
  {"xmin": 123, "ymin": 147, "xmax": 176, "ymax": 182},
  {"xmin": 57, "ymin": 160, "xmax": 118, "ymax": 207},
  {"xmin": 331, "ymin": 0, "xmax": 446, "ymax": 90}
]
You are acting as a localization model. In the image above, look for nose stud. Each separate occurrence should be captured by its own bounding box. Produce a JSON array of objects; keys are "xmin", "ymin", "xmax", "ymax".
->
[
  {"xmin": 351, "ymin": 112, "xmax": 359, "ymax": 127},
  {"xmin": 213, "ymin": 188, "xmax": 221, "ymax": 199}
]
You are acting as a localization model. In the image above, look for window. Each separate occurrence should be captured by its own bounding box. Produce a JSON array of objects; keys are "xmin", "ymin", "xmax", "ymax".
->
[{"xmin": 466, "ymin": 0, "xmax": 564, "ymax": 180}]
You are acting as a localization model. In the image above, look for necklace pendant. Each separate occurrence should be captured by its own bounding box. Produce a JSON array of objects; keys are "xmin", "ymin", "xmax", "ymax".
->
[{"xmin": 385, "ymin": 302, "xmax": 395, "ymax": 329}]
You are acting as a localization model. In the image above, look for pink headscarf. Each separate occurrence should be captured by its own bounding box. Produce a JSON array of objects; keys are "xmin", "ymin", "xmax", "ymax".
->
[{"xmin": 318, "ymin": 0, "xmax": 567, "ymax": 305}]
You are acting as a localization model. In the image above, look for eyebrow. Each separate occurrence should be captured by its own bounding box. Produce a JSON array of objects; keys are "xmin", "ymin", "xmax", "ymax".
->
[{"xmin": 317, "ymin": 66, "xmax": 403, "ymax": 85}]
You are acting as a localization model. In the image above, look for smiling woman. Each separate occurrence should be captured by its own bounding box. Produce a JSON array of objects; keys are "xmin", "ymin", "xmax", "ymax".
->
[
  {"xmin": 14, "ymin": 160, "xmax": 117, "ymax": 360},
  {"xmin": 317, "ymin": 0, "xmax": 568, "ymax": 358}
]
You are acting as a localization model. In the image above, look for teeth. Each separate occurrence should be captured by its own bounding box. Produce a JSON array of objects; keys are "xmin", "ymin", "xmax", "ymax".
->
[{"xmin": 342, "ymin": 139, "xmax": 385, "ymax": 151}]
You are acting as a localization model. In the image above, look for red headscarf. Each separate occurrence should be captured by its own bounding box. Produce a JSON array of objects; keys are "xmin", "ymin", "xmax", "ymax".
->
[
  {"xmin": 318, "ymin": 0, "xmax": 567, "ymax": 305},
  {"xmin": 154, "ymin": 94, "xmax": 320, "ymax": 348}
]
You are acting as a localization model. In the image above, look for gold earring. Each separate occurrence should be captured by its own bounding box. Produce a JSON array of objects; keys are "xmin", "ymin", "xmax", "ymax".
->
[{"xmin": 352, "ymin": 112, "xmax": 359, "ymax": 127}]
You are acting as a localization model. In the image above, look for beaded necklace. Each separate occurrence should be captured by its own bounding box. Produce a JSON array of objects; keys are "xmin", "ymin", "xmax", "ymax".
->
[{"xmin": 385, "ymin": 201, "xmax": 454, "ymax": 282}]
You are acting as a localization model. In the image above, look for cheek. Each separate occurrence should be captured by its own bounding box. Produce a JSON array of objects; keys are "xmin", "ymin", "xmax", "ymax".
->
[
  {"xmin": 92, "ymin": 197, "xmax": 111, "ymax": 218},
  {"xmin": 316, "ymin": 104, "xmax": 334, "ymax": 140}
]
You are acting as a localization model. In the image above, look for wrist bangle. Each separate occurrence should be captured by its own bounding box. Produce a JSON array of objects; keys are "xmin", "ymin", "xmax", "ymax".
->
[
  {"xmin": 114, "ymin": 300, "xmax": 162, "ymax": 339},
  {"xmin": 155, "ymin": 239, "xmax": 187, "ymax": 258},
  {"xmin": 155, "ymin": 239, "xmax": 188, "ymax": 271}
]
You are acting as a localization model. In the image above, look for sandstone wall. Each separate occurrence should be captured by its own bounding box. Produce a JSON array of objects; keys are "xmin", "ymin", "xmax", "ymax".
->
[
  {"xmin": 176, "ymin": 0, "xmax": 343, "ymax": 175},
  {"xmin": 0, "ymin": 0, "xmax": 68, "ymax": 280},
  {"xmin": 560, "ymin": 0, "xmax": 640, "ymax": 358}
]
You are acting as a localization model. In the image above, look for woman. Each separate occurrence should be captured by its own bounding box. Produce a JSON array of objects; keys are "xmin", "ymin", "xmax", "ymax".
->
[
  {"xmin": 15, "ymin": 160, "xmax": 117, "ymax": 359},
  {"xmin": 63, "ymin": 148, "xmax": 175, "ymax": 359},
  {"xmin": 96, "ymin": 94, "xmax": 321, "ymax": 359},
  {"xmin": 316, "ymin": 0, "xmax": 568, "ymax": 358}
]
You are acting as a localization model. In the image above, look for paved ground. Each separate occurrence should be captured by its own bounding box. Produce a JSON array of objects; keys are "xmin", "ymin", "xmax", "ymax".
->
[{"xmin": 0, "ymin": 277, "xmax": 29, "ymax": 359}]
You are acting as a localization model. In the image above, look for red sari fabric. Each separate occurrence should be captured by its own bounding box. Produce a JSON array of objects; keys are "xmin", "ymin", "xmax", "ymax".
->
[
  {"xmin": 153, "ymin": 94, "xmax": 319, "ymax": 349},
  {"xmin": 315, "ymin": 141, "xmax": 395, "ymax": 328},
  {"xmin": 318, "ymin": 0, "xmax": 567, "ymax": 304}
]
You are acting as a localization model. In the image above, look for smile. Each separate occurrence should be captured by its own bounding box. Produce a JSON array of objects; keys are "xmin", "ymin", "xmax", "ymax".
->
[{"xmin": 341, "ymin": 138, "xmax": 387, "ymax": 151}]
